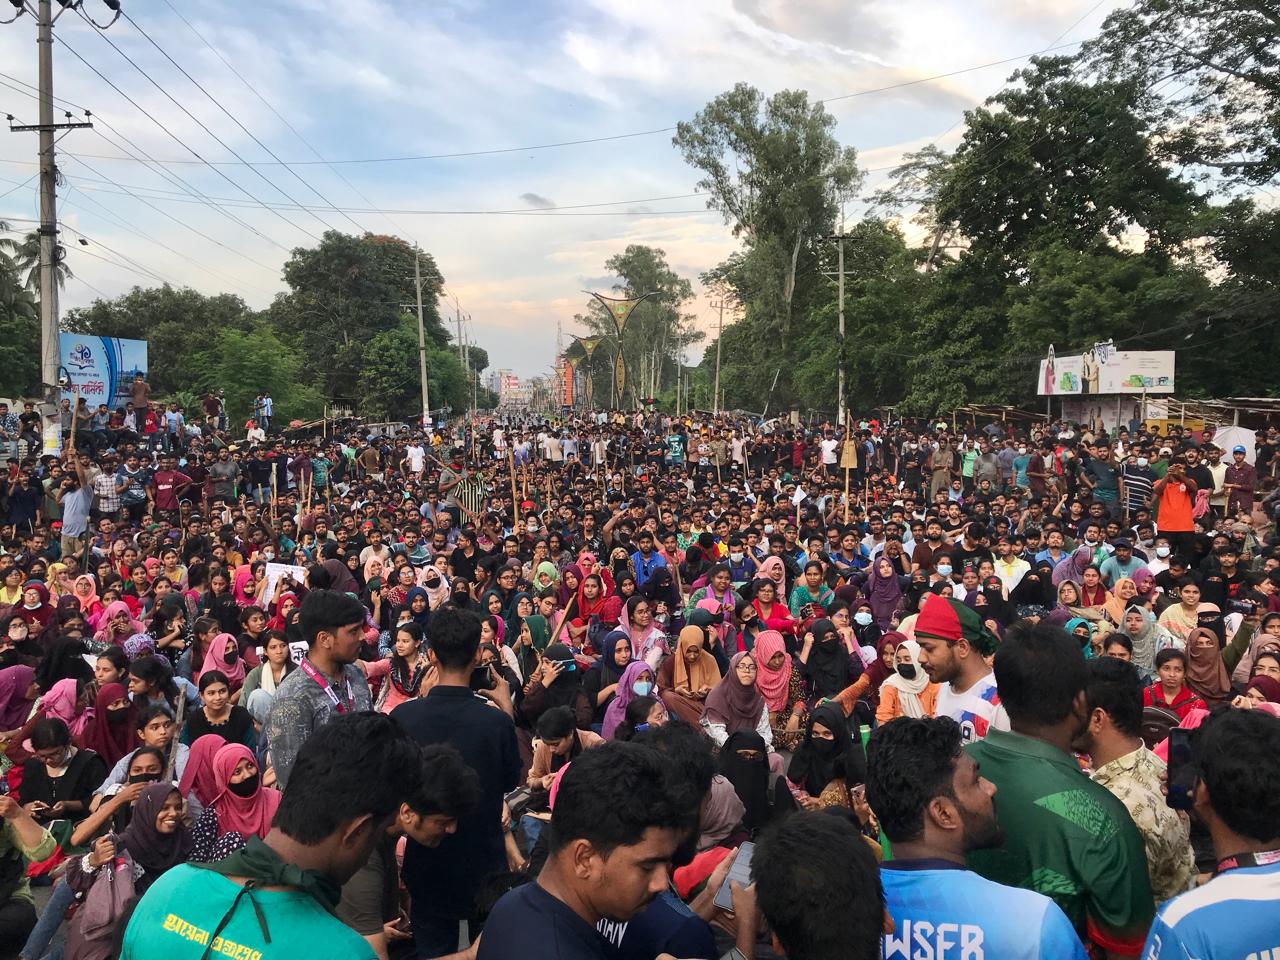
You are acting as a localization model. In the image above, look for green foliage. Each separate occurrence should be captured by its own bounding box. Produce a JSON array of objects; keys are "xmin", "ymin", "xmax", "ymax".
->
[
  {"xmin": 201, "ymin": 327, "xmax": 323, "ymax": 424},
  {"xmin": 356, "ymin": 317, "xmax": 470, "ymax": 421}
]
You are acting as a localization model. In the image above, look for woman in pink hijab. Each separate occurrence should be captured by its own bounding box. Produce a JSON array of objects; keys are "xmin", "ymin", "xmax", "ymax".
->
[{"xmin": 188, "ymin": 743, "xmax": 281, "ymax": 862}]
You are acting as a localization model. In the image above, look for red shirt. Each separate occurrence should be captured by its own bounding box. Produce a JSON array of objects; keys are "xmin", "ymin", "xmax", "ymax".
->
[
  {"xmin": 151, "ymin": 469, "xmax": 192, "ymax": 510},
  {"xmin": 1143, "ymin": 682, "xmax": 1203, "ymax": 720}
]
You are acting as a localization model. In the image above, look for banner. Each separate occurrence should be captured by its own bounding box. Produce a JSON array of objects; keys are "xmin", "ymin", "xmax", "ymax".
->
[
  {"xmin": 1038, "ymin": 349, "xmax": 1174, "ymax": 395},
  {"xmin": 59, "ymin": 335, "xmax": 148, "ymax": 409}
]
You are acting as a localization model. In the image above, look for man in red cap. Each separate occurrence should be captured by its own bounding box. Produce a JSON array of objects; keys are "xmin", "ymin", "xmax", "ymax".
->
[{"xmin": 913, "ymin": 593, "xmax": 1008, "ymax": 743}]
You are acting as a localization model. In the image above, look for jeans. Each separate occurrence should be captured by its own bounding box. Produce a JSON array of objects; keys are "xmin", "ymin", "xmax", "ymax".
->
[
  {"xmin": 519, "ymin": 814, "xmax": 546, "ymax": 849},
  {"xmin": 19, "ymin": 878, "xmax": 74, "ymax": 960}
]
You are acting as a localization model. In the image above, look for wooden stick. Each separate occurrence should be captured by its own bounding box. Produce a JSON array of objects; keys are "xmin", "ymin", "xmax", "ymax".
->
[
  {"xmin": 550, "ymin": 591, "xmax": 578, "ymax": 646},
  {"xmin": 844, "ymin": 465, "xmax": 851, "ymax": 524},
  {"xmin": 509, "ymin": 448, "xmax": 520, "ymax": 527}
]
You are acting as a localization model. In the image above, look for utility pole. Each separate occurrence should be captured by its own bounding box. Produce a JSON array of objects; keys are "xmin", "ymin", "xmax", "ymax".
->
[
  {"xmin": 822, "ymin": 211, "xmax": 852, "ymax": 427},
  {"xmin": 7, "ymin": 0, "xmax": 97, "ymax": 408},
  {"xmin": 413, "ymin": 245, "xmax": 431, "ymax": 431},
  {"xmin": 711, "ymin": 298, "xmax": 725, "ymax": 415},
  {"xmin": 455, "ymin": 300, "xmax": 465, "ymax": 366}
]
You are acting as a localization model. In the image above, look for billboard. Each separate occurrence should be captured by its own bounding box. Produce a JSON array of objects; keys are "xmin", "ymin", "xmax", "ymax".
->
[
  {"xmin": 59, "ymin": 335, "xmax": 148, "ymax": 410},
  {"xmin": 1038, "ymin": 349, "xmax": 1174, "ymax": 396}
]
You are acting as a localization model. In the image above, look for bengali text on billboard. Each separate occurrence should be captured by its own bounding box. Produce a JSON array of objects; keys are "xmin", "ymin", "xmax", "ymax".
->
[{"xmin": 59, "ymin": 335, "xmax": 148, "ymax": 409}]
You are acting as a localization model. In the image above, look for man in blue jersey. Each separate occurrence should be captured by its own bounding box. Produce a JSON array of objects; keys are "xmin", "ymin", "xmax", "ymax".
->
[
  {"xmin": 1143, "ymin": 709, "xmax": 1280, "ymax": 960},
  {"xmin": 866, "ymin": 716, "xmax": 1088, "ymax": 960}
]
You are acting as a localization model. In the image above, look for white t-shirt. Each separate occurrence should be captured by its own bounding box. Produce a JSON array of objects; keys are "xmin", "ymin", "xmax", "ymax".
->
[
  {"xmin": 820, "ymin": 438, "xmax": 838, "ymax": 465},
  {"xmin": 934, "ymin": 673, "xmax": 1009, "ymax": 744},
  {"xmin": 406, "ymin": 445, "xmax": 425, "ymax": 472}
]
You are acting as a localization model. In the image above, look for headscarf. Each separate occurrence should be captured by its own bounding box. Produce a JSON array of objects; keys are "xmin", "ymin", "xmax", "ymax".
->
[
  {"xmin": 34, "ymin": 636, "xmax": 93, "ymax": 691},
  {"xmin": 556, "ymin": 564, "xmax": 583, "ymax": 609},
  {"xmin": 880, "ymin": 638, "xmax": 931, "ymax": 718},
  {"xmin": 672, "ymin": 625, "xmax": 721, "ymax": 693},
  {"xmin": 504, "ymin": 591, "xmax": 533, "ymax": 639},
  {"xmin": 591, "ymin": 630, "xmax": 631, "ymax": 688},
  {"xmin": 1232, "ymin": 630, "xmax": 1280, "ymax": 686},
  {"xmin": 752, "ymin": 630, "xmax": 792, "ymax": 713},
  {"xmin": 123, "ymin": 632, "xmax": 157, "ymax": 660},
  {"xmin": 119, "ymin": 784, "xmax": 193, "ymax": 875},
  {"xmin": 863, "ymin": 558, "xmax": 903, "ymax": 628},
  {"xmin": 231, "ymin": 565, "xmax": 257, "ymax": 606},
  {"xmin": 417, "ymin": 568, "xmax": 450, "ymax": 609},
  {"xmin": 72, "ymin": 575, "xmax": 101, "ymax": 615},
  {"xmin": 1246, "ymin": 675, "xmax": 1280, "ymax": 704},
  {"xmin": 533, "ymin": 562, "xmax": 560, "ymax": 591},
  {"xmin": 718, "ymin": 731, "xmax": 771, "ymax": 832},
  {"xmin": 1103, "ymin": 578, "xmax": 1136, "ymax": 626},
  {"xmin": 602, "ymin": 660, "xmax": 654, "ymax": 740},
  {"xmin": 697, "ymin": 776, "xmax": 746, "ymax": 851},
  {"xmin": 1132, "ymin": 567, "xmax": 1156, "ymax": 600},
  {"xmin": 178, "ymin": 733, "xmax": 225, "ymax": 806},
  {"xmin": 802, "ymin": 618, "xmax": 853, "ymax": 701},
  {"xmin": 15, "ymin": 582, "xmax": 53, "ymax": 628},
  {"xmin": 516, "ymin": 614, "xmax": 549, "ymax": 680},
  {"xmin": 1052, "ymin": 547, "xmax": 1094, "ymax": 587},
  {"xmin": 42, "ymin": 677, "xmax": 92, "ymax": 740},
  {"xmin": 756, "ymin": 556, "xmax": 787, "ymax": 589},
  {"xmin": 1011, "ymin": 563, "xmax": 1055, "ymax": 611},
  {"xmin": 210, "ymin": 743, "xmax": 281, "ymax": 839},
  {"xmin": 1122, "ymin": 605, "xmax": 1161, "ymax": 673},
  {"xmin": 201, "ymin": 633, "xmax": 246, "ymax": 689},
  {"xmin": 538, "ymin": 642, "xmax": 583, "ymax": 711},
  {"xmin": 787, "ymin": 701, "xmax": 866, "ymax": 797},
  {"xmin": 266, "ymin": 592, "xmax": 298, "ymax": 632},
  {"xmin": 574, "ymin": 575, "xmax": 614, "ymax": 624},
  {"xmin": 82, "ymin": 682, "xmax": 136, "ymax": 766},
  {"xmin": 862, "ymin": 632, "xmax": 899, "ymax": 695},
  {"xmin": 703, "ymin": 652, "xmax": 764, "ymax": 733},
  {"xmin": 362, "ymin": 556, "xmax": 387, "ymax": 591},
  {"xmin": 1185, "ymin": 628, "xmax": 1232, "ymax": 705},
  {"xmin": 96, "ymin": 600, "xmax": 144, "ymax": 644},
  {"xmin": 1064, "ymin": 617, "xmax": 1095, "ymax": 659},
  {"xmin": 0, "ymin": 664, "xmax": 36, "ymax": 729},
  {"xmin": 320, "ymin": 558, "xmax": 359, "ymax": 597},
  {"xmin": 403, "ymin": 587, "xmax": 432, "ymax": 628},
  {"xmin": 978, "ymin": 576, "xmax": 1014, "ymax": 626}
]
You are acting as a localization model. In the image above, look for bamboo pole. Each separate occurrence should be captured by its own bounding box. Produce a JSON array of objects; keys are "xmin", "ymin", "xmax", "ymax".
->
[{"xmin": 509, "ymin": 448, "xmax": 520, "ymax": 527}]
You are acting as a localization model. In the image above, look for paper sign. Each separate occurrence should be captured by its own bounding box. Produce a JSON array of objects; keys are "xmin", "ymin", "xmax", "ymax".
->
[{"xmin": 263, "ymin": 562, "xmax": 307, "ymax": 608}]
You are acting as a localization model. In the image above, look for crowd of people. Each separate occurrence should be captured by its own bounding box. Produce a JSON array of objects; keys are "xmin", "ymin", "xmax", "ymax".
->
[{"xmin": 0, "ymin": 392, "xmax": 1279, "ymax": 960}]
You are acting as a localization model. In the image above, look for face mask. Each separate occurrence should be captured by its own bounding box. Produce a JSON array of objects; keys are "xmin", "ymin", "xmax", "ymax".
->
[
  {"xmin": 224, "ymin": 650, "xmax": 238, "ymax": 665},
  {"xmin": 107, "ymin": 706, "xmax": 131, "ymax": 725},
  {"xmin": 818, "ymin": 635, "xmax": 839, "ymax": 651},
  {"xmin": 1136, "ymin": 458, "xmax": 1148, "ymax": 467},
  {"xmin": 854, "ymin": 611, "xmax": 873, "ymax": 627},
  {"xmin": 763, "ymin": 524, "xmax": 774, "ymax": 535},
  {"xmin": 896, "ymin": 663, "xmax": 917, "ymax": 680},
  {"xmin": 128, "ymin": 771, "xmax": 160, "ymax": 784},
  {"xmin": 730, "ymin": 552, "xmax": 744, "ymax": 563},
  {"xmin": 632, "ymin": 680, "xmax": 653, "ymax": 697},
  {"xmin": 1156, "ymin": 546, "xmax": 1170, "ymax": 558},
  {"xmin": 262, "ymin": 550, "xmax": 275, "ymax": 561},
  {"xmin": 1018, "ymin": 447, "xmax": 1027, "ymax": 455},
  {"xmin": 228, "ymin": 773, "xmax": 260, "ymax": 798},
  {"xmin": 812, "ymin": 737, "xmax": 840, "ymax": 758},
  {"xmin": 936, "ymin": 564, "xmax": 953, "ymax": 577}
]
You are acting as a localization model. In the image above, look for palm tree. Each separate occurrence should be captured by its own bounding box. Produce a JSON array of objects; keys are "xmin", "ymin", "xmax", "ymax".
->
[{"xmin": 5, "ymin": 229, "xmax": 72, "ymax": 292}]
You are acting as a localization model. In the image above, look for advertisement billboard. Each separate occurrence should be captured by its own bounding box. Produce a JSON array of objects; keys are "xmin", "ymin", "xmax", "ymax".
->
[
  {"xmin": 1038, "ymin": 349, "xmax": 1174, "ymax": 396},
  {"xmin": 59, "ymin": 335, "xmax": 148, "ymax": 410}
]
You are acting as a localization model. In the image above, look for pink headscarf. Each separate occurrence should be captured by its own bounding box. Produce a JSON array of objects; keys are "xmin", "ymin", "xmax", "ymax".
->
[
  {"xmin": 42, "ymin": 677, "xmax": 92, "ymax": 740},
  {"xmin": 179, "ymin": 733, "xmax": 226, "ymax": 806},
  {"xmin": 200, "ymin": 633, "xmax": 246, "ymax": 690},
  {"xmin": 231, "ymin": 565, "xmax": 256, "ymax": 607},
  {"xmin": 756, "ymin": 556, "xmax": 787, "ymax": 587},
  {"xmin": 72, "ymin": 576, "xmax": 101, "ymax": 619},
  {"xmin": 210, "ymin": 743, "xmax": 280, "ymax": 839},
  {"xmin": 94, "ymin": 600, "xmax": 144, "ymax": 645}
]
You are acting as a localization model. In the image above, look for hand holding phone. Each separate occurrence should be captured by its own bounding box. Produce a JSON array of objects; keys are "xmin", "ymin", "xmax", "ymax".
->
[
  {"xmin": 714, "ymin": 841, "xmax": 754, "ymax": 912},
  {"xmin": 1165, "ymin": 728, "xmax": 1196, "ymax": 811}
]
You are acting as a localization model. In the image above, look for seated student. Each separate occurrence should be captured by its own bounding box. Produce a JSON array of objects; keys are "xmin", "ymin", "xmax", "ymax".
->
[
  {"xmin": 18, "ymin": 717, "xmax": 106, "ymax": 828},
  {"xmin": 478, "ymin": 743, "xmax": 688, "ymax": 960},
  {"xmin": 91, "ymin": 703, "xmax": 190, "ymax": 804},
  {"xmin": 181, "ymin": 669, "xmax": 256, "ymax": 751},
  {"xmin": 865, "ymin": 715, "xmax": 1087, "ymax": 960},
  {"xmin": 752, "ymin": 811, "xmax": 889, "ymax": 960},
  {"xmin": 338, "ymin": 745, "xmax": 482, "ymax": 960},
  {"xmin": 1143, "ymin": 649, "xmax": 1205, "ymax": 720},
  {"xmin": 523, "ymin": 706, "xmax": 604, "ymax": 848},
  {"xmin": 188, "ymin": 743, "xmax": 281, "ymax": 863},
  {"xmin": 121, "ymin": 712, "xmax": 425, "ymax": 960},
  {"xmin": 0, "ymin": 793, "xmax": 56, "ymax": 951}
]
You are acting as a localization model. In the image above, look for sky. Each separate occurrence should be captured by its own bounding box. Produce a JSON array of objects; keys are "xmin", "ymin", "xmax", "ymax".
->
[{"xmin": 0, "ymin": 0, "xmax": 1127, "ymax": 378}]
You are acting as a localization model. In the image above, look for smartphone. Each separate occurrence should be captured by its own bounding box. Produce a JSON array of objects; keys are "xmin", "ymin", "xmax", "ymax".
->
[
  {"xmin": 1166, "ymin": 728, "xmax": 1196, "ymax": 811},
  {"xmin": 713, "ymin": 841, "xmax": 755, "ymax": 912},
  {"xmin": 469, "ymin": 665, "xmax": 497, "ymax": 691}
]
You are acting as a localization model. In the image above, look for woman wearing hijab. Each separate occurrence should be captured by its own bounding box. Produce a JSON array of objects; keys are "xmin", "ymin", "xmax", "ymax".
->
[
  {"xmin": 755, "ymin": 556, "xmax": 788, "ymax": 597},
  {"xmin": 701, "ymin": 652, "xmax": 771, "ymax": 750},
  {"xmin": 63, "ymin": 783, "xmax": 192, "ymax": 959},
  {"xmin": 449, "ymin": 576, "xmax": 477, "ymax": 613},
  {"xmin": 0, "ymin": 663, "xmax": 38, "ymax": 739},
  {"xmin": 658, "ymin": 625, "xmax": 721, "ymax": 726},
  {"xmin": 852, "ymin": 556, "xmax": 905, "ymax": 629},
  {"xmin": 319, "ymin": 553, "xmax": 359, "ymax": 597},
  {"xmin": 71, "ymin": 575, "xmax": 102, "ymax": 625},
  {"xmin": 581, "ymin": 630, "xmax": 631, "ymax": 725},
  {"xmin": 876, "ymin": 638, "xmax": 939, "ymax": 723},
  {"xmin": 80, "ymin": 682, "xmax": 135, "ymax": 768},
  {"xmin": 511, "ymin": 611, "xmax": 547, "ymax": 683},
  {"xmin": 1120, "ymin": 605, "xmax": 1182, "ymax": 678},
  {"xmin": 753, "ymin": 630, "xmax": 806, "ymax": 751},
  {"xmin": 418, "ymin": 567, "xmax": 451, "ymax": 610},
  {"xmin": 188, "ymin": 743, "xmax": 281, "ymax": 863},
  {"xmin": 177, "ymin": 733, "xmax": 224, "ymax": 807},
  {"xmin": 1011, "ymin": 562, "xmax": 1054, "ymax": 618},
  {"xmin": 602, "ymin": 660, "xmax": 657, "ymax": 740},
  {"xmin": 1103, "ymin": 577, "xmax": 1139, "ymax": 627},
  {"xmin": 1231, "ymin": 613, "xmax": 1280, "ymax": 686},
  {"xmin": 976, "ymin": 576, "xmax": 1015, "ymax": 627},
  {"xmin": 1052, "ymin": 546, "xmax": 1094, "ymax": 588},
  {"xmin": 39, "ymin": 677, "xmax": 93, "ymax": 743},
  {"xmin": 199, "ymin": 632, "xmax": 247, "ymax": 697},
  {"xmin": 34, "ymin": 635, "xmax": 94, "ymax": 694},
  {"xmin": 1185, "ymin": 627, "xmax": 1233, "ymax": 707},
  {"xmin": 797, "ymin": 618, "xmax": 862, "ymax": 707},
  {"xmin": 786, "ymin": 701, "xmax": 868, "ymax": 813},
  {"xmin": 642, "ymin": 567, "xmax": 682, "ymax": 629},
  {"xmin": 92, "ymin": 600, "xmax": 144, "ymax": 647},
  {"xmin": 718, "ymin": 731, "xmax": 772, "ymax": 835},
  {"xmin": 555, "ymin": 564, "xmax": 583, "ymax": 611},
  {"xmin": 230, "ymin": 564, "xmax": 259, "ymax": 607},
  {"xmin": 399, "ymin": 586, "xmax": 432, "ymax": 632},
  {"xmin": 621, "ymin": 594, "xmax": 668, "ymax": 669},
  {"xmin": 1239, "ymin": 675, "xmax": 1280, "ymax": 716},
  {"xmin": 14, "ymin": 582, "xmax": 55, "ymax": 630},
  {"xmin": 519, "ymin": 640, "xmax": 592, "ymax": 733}
]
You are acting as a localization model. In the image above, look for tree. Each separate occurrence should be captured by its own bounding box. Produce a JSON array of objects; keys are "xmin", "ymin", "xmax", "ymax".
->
[
  {"xmin": 202, "ymin": 327, "xmax": 323, "ymax": 424},
  {"xmin": 674, "ymin": 84, "xmax": 862, "ymax": 355},
  {"xmin": 266, "ymin": 231, "xmax": 450, "ymax": 399},
  {"xmin": 356, "ymin": 317, "xmax": 469, "ymax": 421},
  {"xmin": 0, "ymin": 254, "xmax": 38, "ymax": 397},
  {"xmin": 0, "ymin": 229, "xmax": 73, "ymax": 292},
  {"xmin": 1088, "ymin": 0, "xmax": 1280, "ymax": 184},
  {"xmin": 63, "ymin": 286, "xmax": 257, "ymax": 395}
]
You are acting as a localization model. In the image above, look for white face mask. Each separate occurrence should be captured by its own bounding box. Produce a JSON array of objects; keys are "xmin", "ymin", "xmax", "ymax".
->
[
  {"xmin": 936, "ymin": 564, "xmax": 953, "ymax": 577},
  {"xmin": 854, "ymin": 611, "xmax": 873, "ymax": 626},
  {"xmin": 729, "ymin": 552, "xmax": 744, "ymax": 563},
  {"xmin": 1156, "ymin": 546, "xmax": 1171, "ymax": 558},
  {"xmin": 763, "ymin": 524, "xmax": 774, "ymax": 535},
  {"xmin": 1137, "ymin": 458, "xmax": 1149, "ymax": 467},
  {"xmin": 1018, "ymin": 447, "xmax": 1027, "ymax": 455}
]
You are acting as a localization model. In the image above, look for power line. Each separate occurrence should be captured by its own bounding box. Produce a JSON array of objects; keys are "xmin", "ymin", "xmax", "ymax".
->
[{"xmin": 120, "ymin": 9, "xmax": 372, "ymax": 237}]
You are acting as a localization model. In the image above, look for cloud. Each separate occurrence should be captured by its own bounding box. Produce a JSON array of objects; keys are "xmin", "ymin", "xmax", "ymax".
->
[
  {"xmin": 519, "ymin": 192, "xmax": 556, "ymax": 209},
  {"xmin": 732, "ymin": 0, "xmax": 892, "ymax": 53}
]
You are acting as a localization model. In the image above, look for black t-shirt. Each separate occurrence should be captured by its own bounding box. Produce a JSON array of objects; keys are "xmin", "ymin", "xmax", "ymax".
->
[
  {"xmin": 597, "ymin": 889, "xmax": 717, "ymax": 960},
  {"xmin": 478, "ymin": 882, "xmax": 610, "ymax": 960}
]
